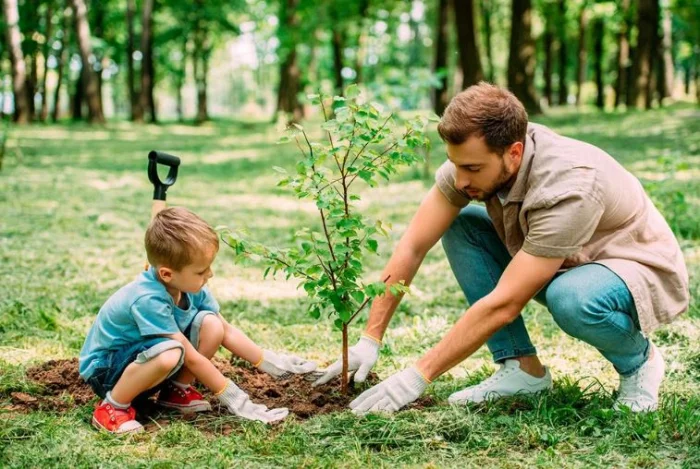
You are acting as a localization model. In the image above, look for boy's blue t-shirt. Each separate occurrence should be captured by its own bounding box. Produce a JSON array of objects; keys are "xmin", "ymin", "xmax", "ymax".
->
[{"xmin": 79, "ymin": 268, "xmax": 220, "ymax": 379}]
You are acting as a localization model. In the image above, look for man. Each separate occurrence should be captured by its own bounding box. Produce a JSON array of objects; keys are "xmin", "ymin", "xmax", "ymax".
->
[{"xmin": 313, "ymin": 82, "xmax": 689, "ymax": 414}]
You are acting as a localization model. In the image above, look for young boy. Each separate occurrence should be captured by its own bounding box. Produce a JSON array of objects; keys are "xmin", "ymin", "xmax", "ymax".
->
[{"xmin": 79, "ymin": 207, "xmax": 316, "ymax": 433}]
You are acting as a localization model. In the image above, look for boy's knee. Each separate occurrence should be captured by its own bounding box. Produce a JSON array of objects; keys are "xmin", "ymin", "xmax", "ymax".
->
[
  {"xmin": 154, "ymin": 347, "xmax": 184, "ymax": 373},
  {"xmin": 200, "ymin": 314, "xmax": 225, "ymax": 342}
]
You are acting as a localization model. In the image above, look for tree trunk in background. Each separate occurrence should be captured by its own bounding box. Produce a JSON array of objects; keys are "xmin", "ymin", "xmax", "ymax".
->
[
  {"xmin": 195, "ymin": 33, "xmax": 210, "ymax": 125},
  {"xmin": 432, "ymin": 0, "xmax": 449, "ymax": 115},
  {"xmin": 557, "ymin": 0, "xmax": 568, "ymax": 105},
  {"xmin": 72, "ymin": 71, "xmax": 84, "ymax": 120},
  {"xmin": 507, "ymin": 0, "xmax": 541, "ymax": 114},
  {"xmin": 3, "ymin": 0, "xmax": 31, "ymax": 123},
  {"xmin": 354, "ymin": 0, "xmax": 370, "ymax": 83},
  {"xmin": 126, "ymin": 0, "xmax": 142, "ymax": 121},
  {"xmin": 71, "ymin": 0, "xmax": 104, "ymax": 123},
  {"xmin": 276, "ymin": 0, "xmax": 302, "ymax": 123},
  {"xmin": 452, "ymin": 0, "xmax": 483, "ymax": 89},
  {"xmin": 139, "ymin": 0, "xmax": 155, "ymax": 122},
  {"xmin": 543, "ymin": 21, "xmax": 554, "ymax": 106},
  {"xmin": 657, "ymin": 3, "xmax": 673, "ymax": 100},
  {"xmin": 482, "ymin": 0, "xmax": 494, "ymax": 83},
  {"xmin": 92, "ymin": 0, "xmax": 105, "ymax": 108},
  {"xmin": 39, "ymin": 2, "xmax": 53, "ymax": 121},
  {"xmin": 614, "ymin": 0, "xmax": 630, "ymax": 108},
  {"xmin": 575, "ymin": 4, "xmax": 588, "ymax": 106},
  {"xmin": 593, "ymin": 18, "xmax": 605, "ymax": 109},
  {"xmin": 52, "ymin": 2, "xmax": 69, "ymax": 122},
  {"xmin": 645, "ymin": 0, "xmax": 660, "ymax": 108},
  {"xmin": 331, "ymin": 29, "xmax": 344, "ymax": 93},
  {"xmin": 630, "ymin": 0, "xmax": 655, "ymax": 109},
  {"xmin": 176, "ymin": 37, "xmax": 187, "ymax": 122}
]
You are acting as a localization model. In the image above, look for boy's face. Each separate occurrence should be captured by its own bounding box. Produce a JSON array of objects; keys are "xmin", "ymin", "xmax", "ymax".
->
[{"xmin": 158, "ymin": 246, "xmax": 217, "ymax": 294}]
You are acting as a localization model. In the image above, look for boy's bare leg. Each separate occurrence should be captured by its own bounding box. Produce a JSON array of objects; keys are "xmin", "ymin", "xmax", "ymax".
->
[
  {"xmin": 172, "ymin": 314, "xmax": 225, "ymax": 385},
  {"xmin": 110, "ymin": 348, "xmax": 183, "ymax": 404}
]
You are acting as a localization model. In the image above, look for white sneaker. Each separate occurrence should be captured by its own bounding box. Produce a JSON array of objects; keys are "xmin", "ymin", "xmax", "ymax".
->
[
  {"xmin": 448, "ymin": 359, "xmax": 553, "ymax": 405},
  {"xmin": 614, "ymin": 342, "xmax": 665, "ymax": 412}
]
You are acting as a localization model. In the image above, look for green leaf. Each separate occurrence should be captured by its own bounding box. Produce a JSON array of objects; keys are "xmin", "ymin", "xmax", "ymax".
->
[
  {"xmin": 291, "ymin": 123, "xmax": 304, "ymax": 131},
  {"xmin": 345, "ymin": 84, "xmax": 361, "ymax": 99},
  {"xmin": 367, "ymin": 239, "xmax": 378, "ymax": 253},
  {"xmin": 351, "ymin": 290, "xmax": 365, "ymax": 304},
  {"xmin": 272, "ymin": 166, "xmax": 287, "ymax": 174},
  {"xmin": 334, "ymin": 318, "xmax": 344, "ymax": 330}
]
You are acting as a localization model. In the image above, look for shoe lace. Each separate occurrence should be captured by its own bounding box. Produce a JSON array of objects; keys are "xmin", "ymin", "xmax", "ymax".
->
[{"xmin": 473, "ymin": 364, "xmax": 512, "ymax": 390}]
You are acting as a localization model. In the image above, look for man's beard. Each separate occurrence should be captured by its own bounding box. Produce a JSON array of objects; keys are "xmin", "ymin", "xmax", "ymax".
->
[{"xmin": 474, "ymin": 163, "xmax": 514, "ymax": 202}]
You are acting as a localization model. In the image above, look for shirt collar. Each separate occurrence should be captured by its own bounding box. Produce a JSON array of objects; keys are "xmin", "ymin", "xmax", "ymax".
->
[{"xmin": 502, "ymin": 127, "xmax": 535, "ymax": 204}]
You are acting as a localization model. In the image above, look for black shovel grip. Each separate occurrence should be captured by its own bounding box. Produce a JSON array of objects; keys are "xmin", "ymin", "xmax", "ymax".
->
[{"xmin": 148, "ymin": 150, "xmax": 181, "ymax": 201}]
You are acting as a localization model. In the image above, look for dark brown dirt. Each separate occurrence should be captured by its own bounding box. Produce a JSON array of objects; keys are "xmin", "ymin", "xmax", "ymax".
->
[{"xmin": 2, "ymin": 357, "xmax": 435, "ymax": 431}]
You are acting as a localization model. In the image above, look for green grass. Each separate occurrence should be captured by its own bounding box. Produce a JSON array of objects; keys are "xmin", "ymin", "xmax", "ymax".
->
[{"xmin": 1, "ymin": 104, "xmax": 698, "ymax": 468}]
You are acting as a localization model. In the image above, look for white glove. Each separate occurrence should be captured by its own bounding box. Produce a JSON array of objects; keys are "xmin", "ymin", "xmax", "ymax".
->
[
  {"xmin": 349, "ymin": 367, "xmax": 429, "ymax": 415},
  {"xmin": 257, "ymin": 349, "xmax": 317, "ymax": 379},
  {"xmin": 217, "ymin": 380, "xmax": 289, "ymax": 423},
  {"xmin": 312, "ymin": 335, "xmax": 380, "ymax": 386}
]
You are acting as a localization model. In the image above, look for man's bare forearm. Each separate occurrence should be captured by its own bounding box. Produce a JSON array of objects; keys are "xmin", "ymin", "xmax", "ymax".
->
[{"xmin": 364, "ymin": 241, "xmax": 428, "ymax": 340}]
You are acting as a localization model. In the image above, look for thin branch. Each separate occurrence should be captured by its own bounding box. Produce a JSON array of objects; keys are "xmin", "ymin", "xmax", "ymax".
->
[
  {"xmin": 319, "ymin": 96, "xmax": 336, "ymax": 150},
  {"xmin": 348, "ymin": 275, "xmax": 392, "ymax": 324},
  {"xmin": 346, "ymin": 113, "xmax": 393, "ymax": 171},
  {"xmin": 347, "ymin": 129, "xmax": 413, "ymax": 187},
  {"xmin": 319, "ymin": 208, "xmax": 337, "ymax": 264},
  {"xmin": 220, "ymin": 236, "xmax": 318, "ymax": 282}
]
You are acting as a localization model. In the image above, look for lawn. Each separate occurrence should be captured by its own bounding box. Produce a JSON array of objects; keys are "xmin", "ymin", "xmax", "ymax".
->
[{"xmin": 1, "ymin": 104, "xmax": 698, "ymax": 468}]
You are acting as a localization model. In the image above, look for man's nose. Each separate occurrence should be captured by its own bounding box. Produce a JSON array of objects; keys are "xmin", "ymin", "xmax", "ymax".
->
[{"xmin": 456, "ymin": 173, "xmax": 470, "ymax": 190}]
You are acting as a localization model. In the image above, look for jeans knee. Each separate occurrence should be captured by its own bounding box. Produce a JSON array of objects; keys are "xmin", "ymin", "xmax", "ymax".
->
[
  {"xmin": 547, "ymin": 286, "xmax": 587, "ymax": 335},
  {"xmin": 442, "ymin": 205, "xmax": 490, "ymax": 255}
]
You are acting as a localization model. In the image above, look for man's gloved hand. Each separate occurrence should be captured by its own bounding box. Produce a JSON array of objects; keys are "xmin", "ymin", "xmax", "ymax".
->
[
  {"xmin": 312, "ymin": 334, "xmax": 381, "ymax": 386},
  {"xmin": 256, "ymin": 349, "xmax": 317, "ymax": 379},
  {"xmin": 217, "ymin": 380, "xmax": 289, "ymax": 423},
  {"xmin": 349, "ymin": 367, "xmax": 429, "ymax": 415}
]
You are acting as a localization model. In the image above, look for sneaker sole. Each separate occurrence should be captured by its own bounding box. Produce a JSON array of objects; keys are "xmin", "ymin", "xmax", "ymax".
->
[
  {"xmin": 157, "ymin": 401, "xmax": 212, "ymax": 413},
  {"xmin": 91, "ymin": 416, "xmax": 144, "ymax": 434}
]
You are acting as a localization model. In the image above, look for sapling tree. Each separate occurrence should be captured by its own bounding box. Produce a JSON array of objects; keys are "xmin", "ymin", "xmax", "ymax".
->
[{"xmin": 221, "ymin": 85, "xmax": 432, "ymax": 394}]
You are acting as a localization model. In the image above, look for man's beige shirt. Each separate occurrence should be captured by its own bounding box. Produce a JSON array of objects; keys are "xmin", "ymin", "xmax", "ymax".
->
[{"xmin": 435, "ymin": 123, "xmax": 689, "ymax": 332}]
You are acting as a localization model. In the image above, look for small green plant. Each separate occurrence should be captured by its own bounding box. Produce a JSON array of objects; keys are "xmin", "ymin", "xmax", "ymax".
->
[{"xmin": 221, "ymin": 85, "xmax": 432, "ymax": 393}]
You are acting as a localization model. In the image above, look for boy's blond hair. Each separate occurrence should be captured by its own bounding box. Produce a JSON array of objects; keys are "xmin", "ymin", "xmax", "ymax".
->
[{"xmin": 145, "ymin": 207, "xmax": 219, "ymax": 270}]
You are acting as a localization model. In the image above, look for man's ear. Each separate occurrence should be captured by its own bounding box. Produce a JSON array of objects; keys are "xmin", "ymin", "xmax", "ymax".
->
[
  {"xmin": 505, "ymin": 141, "xmax": 523, "ymax": 171},
  {"xmin": 157, "ymin": 266, "xmax": 174, "ymax": 284}
]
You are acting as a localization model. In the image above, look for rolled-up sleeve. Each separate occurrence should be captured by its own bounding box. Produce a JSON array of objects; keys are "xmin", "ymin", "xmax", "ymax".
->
[
  {"xmin": 522, "ymin": 191, "xmax": 604, "ymax": 258},
  {"xmin": 435, "ymin": 160, "xmax": 471, "ymax": 208}
]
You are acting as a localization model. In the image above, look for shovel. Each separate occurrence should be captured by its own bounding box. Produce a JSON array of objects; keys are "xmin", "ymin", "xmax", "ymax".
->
[{"xmin": 145, "ymin": 150, "xmax": 181, "ymax": 269}]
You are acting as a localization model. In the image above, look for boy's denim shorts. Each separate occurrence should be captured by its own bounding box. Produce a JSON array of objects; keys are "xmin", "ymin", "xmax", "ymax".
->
[{"xmin": 85, "ymin": 337, "xmax": 185, "ymax": 399}]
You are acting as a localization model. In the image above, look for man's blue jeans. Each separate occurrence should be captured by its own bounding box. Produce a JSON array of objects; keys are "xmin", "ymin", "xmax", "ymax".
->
[{"xmin": 441, "ymin": 205, "xmax": 650, "ymax": 377}]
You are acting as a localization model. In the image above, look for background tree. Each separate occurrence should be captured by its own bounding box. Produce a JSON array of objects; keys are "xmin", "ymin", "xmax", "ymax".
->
[
  {"xmin": 508, "ymin": 0, "xmax": 541, "ymax": 114},
  {"xmin": 2, "ymin": 0, "xmax": 32, "ymax": 123}
]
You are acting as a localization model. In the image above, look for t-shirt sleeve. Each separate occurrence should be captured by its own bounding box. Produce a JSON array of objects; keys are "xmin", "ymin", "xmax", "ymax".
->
[
  {"xmin": 435, "ymin": 160, "xmax": 471, "ymax": 208},
  {"xmin": 130, "ymin": 295, "xmax": 180, "ymax": 337},
  {"xmin": 522, "ymin": 191, "xmax": 604, "ymax": 258},
  {"xmin": 195, "ymin": 286, "xmax": 220, "ymax": 313}
]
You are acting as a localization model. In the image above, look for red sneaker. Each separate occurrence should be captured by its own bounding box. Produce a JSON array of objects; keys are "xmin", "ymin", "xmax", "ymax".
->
[
  {"xmin": 92, "ymin": 401, "xmax": 143, "ymax": 434},
  {"xmin": 157, "ymin": 382, "xmax": 212, "ymax": 413}
]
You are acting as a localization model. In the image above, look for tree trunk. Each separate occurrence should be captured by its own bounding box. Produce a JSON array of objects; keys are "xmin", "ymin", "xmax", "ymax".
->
[
  {"xmin": 507, "ymin": 0, "xmax": 541, "ymax": 114},
  {"xmin": 575, "ymin": 4, "xmax": 588, "ymax": 106},
  {"xmin": 276, "ymin": 0, "xmax": 302, "ymax": 123},
  {"xmin": 39, "ymin": 2, "xmax": 53, "ymax": 121},
  {"xmin": 452, "ymin": 0, "xmax": 483, "ymax": 89},
  {"xmin": 72, "ymin": 71, "xmax": 84, "ymax": 120},
  {"xmin": 139, "ymin": 0, "xmax": 155, "ymax": 122},
  {"xmin": 195, "ymin": 43, "xmax": 210, "ymax": 124},
  {"xmin": 331, "ymin": 29, "xmax": 344, "ymax": 93},
  {"xmin": 52, "ymin": 1, "xmax": 69, "ymax": 122},
  {"xmin": 629, "ymin": 0, "xmax": 655, "ymax": 109},
  {"xmin": 657, "ymin": 3, "xmax": 673, "ymax": 100},
  {"xmin": 432, "ymin": 0, "xmax": 449, "ymax": 115},
  {"xmin": 92, "ymin": 0, "xmax": 105, "ymax": 110},
  {"xmin": 614, "ymin": 0, "xmax": 630, "ymax": 108},
  {"xmin": 353, "ymin": 0, "xmax": 370, "ymax": 83},
  {"xmin": 70, "ymin": 0, "xmax": 104, "ymax": 123},
  {"xmin": 3, "ymin": 0, "xmax": 32, "ymax": 123},
  {"xmin": 645, "ymin": 0, "xmax": 660, "ymax": 109},
  {"xmin": 126, "ymin": 0, "xmax": 141, "ymax": 121},
  {"xmin": 557, "ymin": 0, "xmax": 568, "ymax": 105},
  {"xmin": 593, "ymin": 18, "xmax": 605, "ymax": 109},
  {"xmin": 177, "ymin": 37, "xmax": 187, "ymax": 122},
  {"xmin": 482, "ymin": 0, "xmax": 494, "ymax": 83},
  {"xmin": 341, "ymin": 324, "xmax": 349, "ymax": 395},
  {"xmin": 543, "ymin": 22, "xmax": 554, "ymax": 106}
]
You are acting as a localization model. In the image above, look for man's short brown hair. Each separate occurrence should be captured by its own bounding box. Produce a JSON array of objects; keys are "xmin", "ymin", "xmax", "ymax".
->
[
  {"xmin": 437, "ymin": 82, "xmax": 529, "ymax": 154},
  {"xmin": 145, "ymin": 207, "xmax": 219, "ymax": 270}
]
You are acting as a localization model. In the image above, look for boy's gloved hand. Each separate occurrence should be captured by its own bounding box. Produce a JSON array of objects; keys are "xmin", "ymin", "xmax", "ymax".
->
[
  {"xmin": 312, "ymin": 334, "xmax": 380, "ymax": 386},
  {"xmin": 349, "ymin": 367, "xmax": 429, "ymax": 415},
  {"xmin": 217, "ymin": 380, "xmax": 289, "ymax": 423},
  {"xmin": 257, "ymin": 349, "xmax": 317, "ymax": 379}
]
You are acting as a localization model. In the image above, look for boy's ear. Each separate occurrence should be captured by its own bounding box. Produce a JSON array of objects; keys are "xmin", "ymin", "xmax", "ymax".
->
[{"xmin": 157, "ymin": 266, "xmax": 174, "ymax": 283}]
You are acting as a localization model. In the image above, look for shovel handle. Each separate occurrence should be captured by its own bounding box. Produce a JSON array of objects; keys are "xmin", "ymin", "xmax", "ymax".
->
[{"xmin": 148, "ymin": 150, "xmax": 181, "ymax": 201}]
